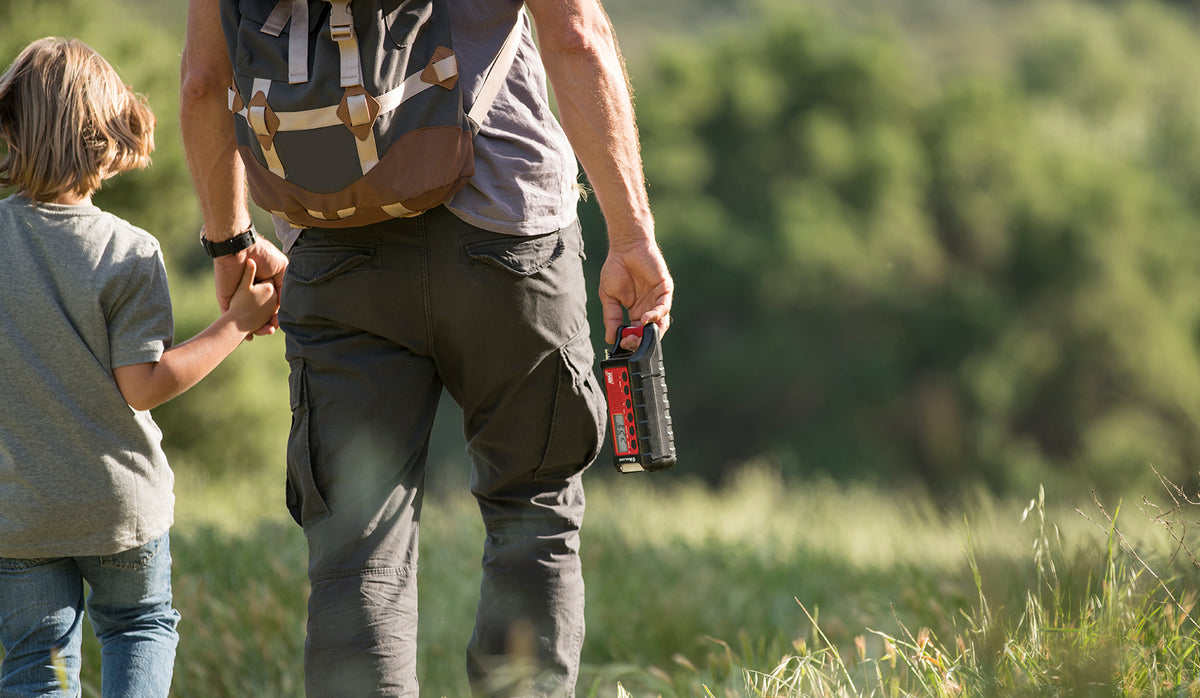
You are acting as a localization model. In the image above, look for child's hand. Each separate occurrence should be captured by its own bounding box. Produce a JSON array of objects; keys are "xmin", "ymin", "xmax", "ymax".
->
[{"xmin": 227, "ymin": 259, "xmax": 280, "ymax": 336}]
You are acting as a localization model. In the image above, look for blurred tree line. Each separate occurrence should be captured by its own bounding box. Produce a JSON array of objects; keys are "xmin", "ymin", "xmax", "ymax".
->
[
  {"xmin": 5, "ymin": 0, "xmax": 1200, "ymax": 499},
  {"xmin": 584, "ymin": 0, "xmax": 1200, "ymax": 498}
]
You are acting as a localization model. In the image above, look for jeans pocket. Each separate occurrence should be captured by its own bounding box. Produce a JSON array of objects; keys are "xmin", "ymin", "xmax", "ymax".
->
[
  {"xmin": 287, "ymin": 359, "xmax": 331, "ymax": 527},
  {"xmin": 98, "ymin": 533, "xmax": 166, "ymax": 571},
  {"xmin": 0, "ymin": 556, "xmax": 50, "ymax": 571},
  {"xmin": 286, "ymin": 243, "xmax": 378, "ymax": 286},
  {"xmin": 534, "ymin": 332, "xmax": 606, "ymax": 481},
  {"xmin": 464, "ymin": 230, "xmax": 564, "ymax": 277}
]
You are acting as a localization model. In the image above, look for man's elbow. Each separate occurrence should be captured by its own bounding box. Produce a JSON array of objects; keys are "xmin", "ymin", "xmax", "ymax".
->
[
  {"xmin": 539, "ymin": 13, "xmax": 615, "ymax": 61},
  {"xmin": 180, "ymin": 53, "xmax": 230, "ymax": 107}
]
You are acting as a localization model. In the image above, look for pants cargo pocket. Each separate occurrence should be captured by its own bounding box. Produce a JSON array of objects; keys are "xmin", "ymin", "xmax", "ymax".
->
[
  {"xmin": 286, "ymin": 359, "xmax": 330, "ymax": 527},
  {"xmin": 534, "ymin": 332, "xmax": 606, "ymax": 481}
]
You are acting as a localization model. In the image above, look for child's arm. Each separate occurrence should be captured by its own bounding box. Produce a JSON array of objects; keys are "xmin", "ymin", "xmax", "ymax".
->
[{"xmin": 113, "ymin": 260, "xmax": 278, "ymax": 411}]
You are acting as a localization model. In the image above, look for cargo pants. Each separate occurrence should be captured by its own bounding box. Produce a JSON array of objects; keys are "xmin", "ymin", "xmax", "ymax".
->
[{"xmin": 278, "ymin": 206, "xmax": 606, "ymax": 697}]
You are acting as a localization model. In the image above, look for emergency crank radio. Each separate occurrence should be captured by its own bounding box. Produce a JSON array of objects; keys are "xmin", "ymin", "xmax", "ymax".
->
[{"xmin": 601, "ymin": 324, "xmax": 677, "ymax": 473}]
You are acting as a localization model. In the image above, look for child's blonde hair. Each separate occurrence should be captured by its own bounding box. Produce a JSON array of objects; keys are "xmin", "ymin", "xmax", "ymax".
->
[{"xmin": 0, "ymin": 37, "xmax": 154, "ymax": 202}]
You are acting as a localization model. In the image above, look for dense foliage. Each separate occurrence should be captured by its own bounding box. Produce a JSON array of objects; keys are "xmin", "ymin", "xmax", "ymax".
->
[
  {"xmin": 583, "ymin": 0, "xmax": 1200, "ymax": 498},
  {"xmin": 6, "ymin": 0, "xmax": 1200, "ymax": 498}
]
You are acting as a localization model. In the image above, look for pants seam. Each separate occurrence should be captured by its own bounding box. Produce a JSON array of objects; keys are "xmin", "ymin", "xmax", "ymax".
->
[
  {"xmin": 418, "ymin": 214, "xmax": 434, "ymax": 355},
  {"xmin": 310, "ymin": 564, "xmax": 415, "ymax": 585}
]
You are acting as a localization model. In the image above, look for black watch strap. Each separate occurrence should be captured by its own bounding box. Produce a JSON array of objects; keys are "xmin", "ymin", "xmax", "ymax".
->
[{"xmin": 200, "ymin": 226, "xmax": 256, "ymax": 258}]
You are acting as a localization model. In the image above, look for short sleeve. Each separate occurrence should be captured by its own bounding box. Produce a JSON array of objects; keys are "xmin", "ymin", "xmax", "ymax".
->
[{"xmin": 106, "ymin": 247, "xmax": 174, "ymax": 369}]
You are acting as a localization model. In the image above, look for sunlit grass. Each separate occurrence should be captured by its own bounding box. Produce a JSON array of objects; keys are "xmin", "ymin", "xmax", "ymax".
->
[
  {"xmin": 8, "ymin": 465, "xmax": 1199, "ymax": 696},
  {"xmin": 707, "ymin": 486, "xmax": 1200, "ymax": 697},
  {"xmin": 580, "ymin": 471, "xmax": 1200, "ymax": 695}
]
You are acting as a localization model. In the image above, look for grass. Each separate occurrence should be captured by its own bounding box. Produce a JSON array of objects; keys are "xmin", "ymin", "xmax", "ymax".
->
[{"xmin": 9, "ymin": 465, "xmax": 1200, "ymax": 696}]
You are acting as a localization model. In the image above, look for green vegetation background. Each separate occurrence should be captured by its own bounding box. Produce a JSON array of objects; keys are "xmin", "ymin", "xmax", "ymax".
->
[
  {"xmin": 8, "ymin": 0, "xmax": 1200, "ymax": 693},
  {"xmin": 9, "ymin": 0, "xmax": 1200, "ymax": 500},
  {"xmin": 8, "ymin": 0, "xmax": 1200, "ymax": 499}
]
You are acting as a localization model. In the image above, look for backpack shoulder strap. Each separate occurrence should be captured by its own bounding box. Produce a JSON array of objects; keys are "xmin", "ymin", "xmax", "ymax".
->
[{"xmin": 467, "ymin": 9, "xmax": 525, "ymax": 125}]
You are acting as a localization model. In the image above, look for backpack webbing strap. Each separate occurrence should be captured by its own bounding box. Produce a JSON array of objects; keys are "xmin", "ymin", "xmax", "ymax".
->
[
  {"xmin": 469, "ymin": 9, "xmax": 524, "ymax": 126},
  {"xmin": 326, "ymin": 0, "xmax": 375, "ymax": 173},
  {"xmin": 230, "ymin": 17, "xmax": 519, "ymax": 134},
  {"xmin": 231, "ymin": 68, "xmax": 439, "ymax": 134},
  {"xmin": 261, "ymin": 0, "xmax": 310, "ymax": 85},
  {"xmin": 327, "ymin": 1, "xmax": 363, "ymax": 88},
  {"xmin": 246, "ymin": 78, "xmax": 287, "ymax": 178}
]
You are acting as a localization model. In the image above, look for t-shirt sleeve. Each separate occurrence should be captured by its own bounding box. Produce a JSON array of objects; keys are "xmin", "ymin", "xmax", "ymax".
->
[{"xmin": 107, "ymin": 247, "xmax": 174, "ymax": 369}]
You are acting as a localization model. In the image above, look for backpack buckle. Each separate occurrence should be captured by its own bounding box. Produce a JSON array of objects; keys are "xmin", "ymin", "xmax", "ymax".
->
[{"xmin": 329, "ymin": 2, "xmax": 354, "ymax": 42}]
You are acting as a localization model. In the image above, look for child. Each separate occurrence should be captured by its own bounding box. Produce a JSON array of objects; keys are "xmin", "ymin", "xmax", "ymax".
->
[{"xmin": 0, "ymin": 37, "xmax": 278, "ymax": 696}]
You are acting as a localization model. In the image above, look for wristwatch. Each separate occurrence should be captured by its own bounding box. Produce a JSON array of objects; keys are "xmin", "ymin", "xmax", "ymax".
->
[{"xmin": 200, "ymin": 225, "xmax": 257, "ymax": 258}]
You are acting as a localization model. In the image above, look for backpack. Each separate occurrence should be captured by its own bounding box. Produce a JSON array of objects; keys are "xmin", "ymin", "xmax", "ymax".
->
[{"xmin": 220, "ymin": 0, "xmax": 522, "ymax": 228}]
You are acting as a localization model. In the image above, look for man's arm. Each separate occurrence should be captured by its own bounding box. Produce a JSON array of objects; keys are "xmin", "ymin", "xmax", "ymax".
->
[
  {"xmin": 524, "ymin": 0, "xmax": 673, "ymax": 348},
  {"xmin": 181, "ymin": 0, "xmax": 288, "ymax": 328}
]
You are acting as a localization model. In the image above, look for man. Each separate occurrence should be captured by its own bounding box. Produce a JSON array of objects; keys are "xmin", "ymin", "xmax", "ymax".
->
[{"xmin": 180, "ymin": 0, "xmax": 673, "ymax": 695}]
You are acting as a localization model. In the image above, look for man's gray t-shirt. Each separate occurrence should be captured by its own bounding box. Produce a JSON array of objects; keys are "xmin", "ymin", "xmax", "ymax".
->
[
  {"xmin": 445, "ymin": 0, "xmax": 581, "ymax": 235},
  {"xmin": 0, "ymin": 196, "xmax": 175, "ymax": 558}
]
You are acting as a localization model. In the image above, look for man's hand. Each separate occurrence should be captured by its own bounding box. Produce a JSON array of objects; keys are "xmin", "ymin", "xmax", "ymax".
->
[
  {"xmin": 214, "ymin": 238, "xmax": 288, "ymax": 335},
  {"xmin": 526, "ymin": 0, "xmax": 674, "ymax": 351},
  {"xmin": 599, "ymin": 239, "xmax": 673, "ymax": 350}
]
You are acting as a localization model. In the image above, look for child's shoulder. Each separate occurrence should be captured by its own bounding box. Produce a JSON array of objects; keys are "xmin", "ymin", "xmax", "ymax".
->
[
  {"xmin": 1, "ymin": 195, "xmax": 162, "ymax": 261},
  {"xmin": 90, "ymin": 211, "xmax": 164, "ymax": 270},
  {"xmin": 98, "ymin": 209, "xmax": 160, "ymax": 248},
  {"xmin": 61, "ymin": 202, "xmax": 161, "ymax": 251}
]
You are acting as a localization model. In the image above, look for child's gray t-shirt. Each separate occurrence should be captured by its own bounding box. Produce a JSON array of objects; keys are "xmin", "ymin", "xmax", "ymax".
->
[{"xmin": 0, "ymin": 196, "xmax": 175, "ymax": 557}]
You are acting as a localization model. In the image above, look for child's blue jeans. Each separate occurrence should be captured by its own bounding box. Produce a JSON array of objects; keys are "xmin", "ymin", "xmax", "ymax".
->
[{"xmin": 0, "ymin": 532, "xmax": 180, "ymax": 698}]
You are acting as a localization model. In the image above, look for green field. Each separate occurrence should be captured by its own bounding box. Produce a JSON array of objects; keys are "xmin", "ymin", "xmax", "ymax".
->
[{"xmin": 31, "ymin": 464, "xmax": 1191, "ymax": 696}]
